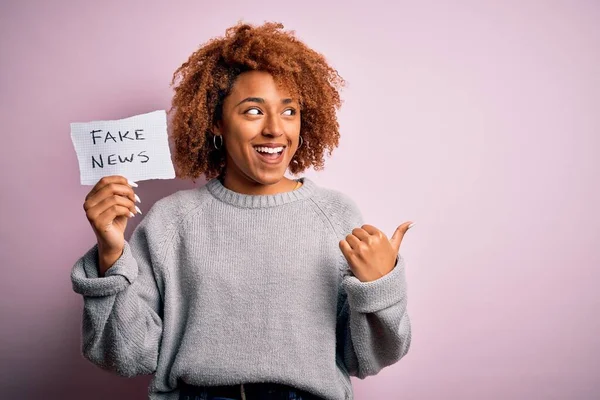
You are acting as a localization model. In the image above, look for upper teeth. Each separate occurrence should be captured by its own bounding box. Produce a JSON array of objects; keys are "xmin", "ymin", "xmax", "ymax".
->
[{"xmin": 255, "ymin": 146, "xmax": 283, "ymax": 153}]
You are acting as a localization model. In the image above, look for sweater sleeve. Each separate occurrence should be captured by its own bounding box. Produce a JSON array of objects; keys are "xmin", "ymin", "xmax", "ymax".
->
[
  {"xmin": 333, "ymin": 195, "xmax": 412, "ymax": 379},
  {"xmin": 70, "ymin": 204, "xmax": 169, "ymax": 377}
]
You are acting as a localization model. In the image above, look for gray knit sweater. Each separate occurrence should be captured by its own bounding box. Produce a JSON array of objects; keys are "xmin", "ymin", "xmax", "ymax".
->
[{"xmin": 71, "ymin": 177, "xmax": 411, "ymax": 400}]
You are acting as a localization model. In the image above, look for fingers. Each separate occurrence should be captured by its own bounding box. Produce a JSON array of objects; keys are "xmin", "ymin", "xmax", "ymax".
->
[
  {"xmin": 351, "ymin": 227, "xmax": 370, "ymax": 241},
  {"xmin": 86, "ymin": 194, "xmax": 139, "ymax": 227},
  {"xmin": 344, "ymin": 221, "xmax": 414, "ymax": 258},
  {"xmin": 345, "ymin": 233, "xmax": 362, "ymax": 250},
  {"xmin": 84, "ymin": 176, "xmax": 140, "ymax": 212},
  {"xmin": 390, "ymin": 221, "xmax": 415, "ymax": 252},
  {"xmin": 360, "ymin": 224, "xmax": 383, "ymax": 237},
  {"xmin": 86, "ymin": 175, "xmax": 137, "ymax": 201},
  {"xmin": 94, "ymin": 203, "xmax": 137, "ymax": 232},
  {"xmin": 346, "ymin": 225, "xmax": 382, "ymax": 250},
  {"xmin": 391, "ymin": 221, "xmax": 414, "ymax": 239},
  {"xmin": 339, "ymin": 239, "xmax": 355, "ymax": 260}
]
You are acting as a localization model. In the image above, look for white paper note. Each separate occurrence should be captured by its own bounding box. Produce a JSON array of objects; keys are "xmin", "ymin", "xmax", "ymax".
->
[{"xmin": 70, "ymin": 110, "xmax": 175, "ymax": 185}]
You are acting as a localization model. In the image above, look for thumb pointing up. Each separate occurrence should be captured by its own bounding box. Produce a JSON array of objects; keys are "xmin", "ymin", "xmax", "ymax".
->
[{"xmin": 390, "ymin": 222, "xmax": 415, "ymax": 254}]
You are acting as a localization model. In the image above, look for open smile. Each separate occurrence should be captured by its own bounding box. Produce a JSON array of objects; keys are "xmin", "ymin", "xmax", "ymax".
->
[{"xmin": 253, "ymin": 145, "xmax": 286, "ymax": 165}]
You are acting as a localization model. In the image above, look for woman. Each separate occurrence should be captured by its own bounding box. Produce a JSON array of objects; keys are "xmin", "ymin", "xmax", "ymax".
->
[{"xmin": 72, "ymin": 22, "xmax": 413, "ymax": 400}]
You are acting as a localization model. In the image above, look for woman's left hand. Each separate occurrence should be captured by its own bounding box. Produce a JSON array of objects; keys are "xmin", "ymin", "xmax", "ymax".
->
[{"xmin": 339, "ymin": 222, "xmax": 414, "ymax": 282}]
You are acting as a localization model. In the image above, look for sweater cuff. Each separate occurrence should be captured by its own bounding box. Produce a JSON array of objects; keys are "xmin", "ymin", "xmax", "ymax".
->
[
  {"xmin": 341, "ymin": 254, "xmax": 407, "ymax": 313},
  {"xmin": 71, "ymin": 241, "xmax": 138, "ymax": 297}
]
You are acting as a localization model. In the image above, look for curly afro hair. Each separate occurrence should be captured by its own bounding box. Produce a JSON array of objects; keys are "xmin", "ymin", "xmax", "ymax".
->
[{"xmin": 169, "ymin": 21, "xmax": 345, "ymax": 182}]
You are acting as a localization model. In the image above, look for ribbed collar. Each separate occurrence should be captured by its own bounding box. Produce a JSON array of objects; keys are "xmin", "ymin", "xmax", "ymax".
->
[{"xmin": 206, "ymin": 177, "xmax": 317, "ymax": 208}]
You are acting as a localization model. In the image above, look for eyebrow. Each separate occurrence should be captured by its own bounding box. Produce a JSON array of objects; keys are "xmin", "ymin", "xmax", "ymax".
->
[{"xmin": 235, "ymin": 97, "xmax": 294, "ymax": 107}]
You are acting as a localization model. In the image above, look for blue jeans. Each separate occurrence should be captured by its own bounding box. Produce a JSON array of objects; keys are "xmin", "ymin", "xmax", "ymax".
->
[{"xmin": 178, "ymin": 382, "xmax": 319, "ymax": 400}]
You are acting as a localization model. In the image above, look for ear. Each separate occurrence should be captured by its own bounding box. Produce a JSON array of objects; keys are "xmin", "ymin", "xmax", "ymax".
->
[{"xmin": 212, "ymin": 121, "xmax": 222, "ymax": 136}]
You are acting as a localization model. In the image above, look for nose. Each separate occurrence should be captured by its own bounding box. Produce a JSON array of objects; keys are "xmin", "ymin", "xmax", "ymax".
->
[{"xmin": 262, "ymin": 113, "xmax": 284, "ymax": 138}]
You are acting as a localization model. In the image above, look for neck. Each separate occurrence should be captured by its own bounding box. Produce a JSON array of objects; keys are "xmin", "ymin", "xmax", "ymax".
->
[{"xmin": 221, "ymin": 172, "xmax": 298, "ymax": 195}]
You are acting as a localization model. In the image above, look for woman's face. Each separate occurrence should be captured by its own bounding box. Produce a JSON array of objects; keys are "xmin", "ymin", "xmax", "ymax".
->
[{"xmin": 214, "ymin": 70, "xmax": 301, "ymax": 194}]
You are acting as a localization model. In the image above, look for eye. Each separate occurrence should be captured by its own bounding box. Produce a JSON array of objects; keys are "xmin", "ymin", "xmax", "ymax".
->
[
  {"xmin": 282, "ymin": 108, "xmax": 297, "ymax": 116},
  {"xmin": 245, "ymin": 107, "xmax": 262, "ymax": 115}
]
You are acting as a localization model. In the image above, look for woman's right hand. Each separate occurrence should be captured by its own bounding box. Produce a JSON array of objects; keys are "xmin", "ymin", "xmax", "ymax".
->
[{"xmin": 83, "ymin": 175, "xmax": 141, "ymax": 276}]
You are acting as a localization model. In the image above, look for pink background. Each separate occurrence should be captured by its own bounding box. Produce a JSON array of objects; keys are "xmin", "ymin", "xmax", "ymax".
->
[{"xmin": 1, "ymin": 0, "xmax": 599, "ymax": 399}]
